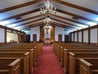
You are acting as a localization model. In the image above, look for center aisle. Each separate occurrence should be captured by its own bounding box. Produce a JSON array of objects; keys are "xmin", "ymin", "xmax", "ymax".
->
[{"xmin": 33, "ymin": 45, "xmax": 64, "ymax": 74}]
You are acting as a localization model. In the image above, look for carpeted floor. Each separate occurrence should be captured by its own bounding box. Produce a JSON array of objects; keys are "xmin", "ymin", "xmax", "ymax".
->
[{"xmin": 33, "ymin": 46, "xmax": 64, "ymax": 74}]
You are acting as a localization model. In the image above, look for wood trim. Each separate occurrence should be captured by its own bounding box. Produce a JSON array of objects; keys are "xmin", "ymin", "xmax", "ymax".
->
[
  {"xmin": 15, "ymin": 18, "xmax": 44, "ymax": 26},
  {"xmin": 97, "ymin": 25, "xmax": 98, "ymax": 44},
  {"xmin": 82, "ymin": 30, "xmax": 83, "ymax": 43},
  {"xmin": 52, "ymin": 20, "xmax": 77, "ymax": 29},
  {"xmin": 0, "ymin": 24, "xmax": 24, "ymax": 34},
  {"xmin": 88, "ymin": 27, "xmax": 90, "ymax": 44},
  {"xmin": 77, "ymin": 31, "xmax": 79, "ymax": 42},
  {"xmin": 51, "ymin": 17, "xmax": 77, "ymax": 26},
  {"xmin": 50, "ymin": 22, "xmax": 68, "ymax": 28},
  {"xmin": 0, "ymin": 9, "xmax": 39, "ymax": 21},
  {"xmin": 71, "ymin": 24, "xmax": 98, "ymax": 45},
  {"xmin": 40, "ymin": 26, "xmax": 44, "ymax": 41},
  {"xmin": 73, "ymin": 32, "xmax": 75, "ymax": 42},
  {"xmin": 4, "ymin": 28, "xmax": 7, "ymax": 44},
  {"xmin": 30, "ymin": 24, "xmax": 43, "ymax": 28},
  {"xmin": 50, "ymin": 13, "xmax": 89, "ymax": 26},
  {"xmin": 69, "ymin": 33, "xmax": 71, "ymax": 42},
  {"xmin": 7, "ymin": 14, "xmax": 44, "ymax": 25},
  {"xmin": 29, "ymin": 22, "xmax": 43, "ymax": 27},
  {"xmin": 0, "ymin": 0, "xmax": 41, "ymax": 13},
  {"xmin": 54, "ymin": 0, "xmax": 98, "ymax": 15},
  {"xmin": 51, "ymin": 26, "xmax": 55, "ymax": 41},
  {"xmin": 57, "ymin": 9, "xmax": 96, "ymax": 22}
]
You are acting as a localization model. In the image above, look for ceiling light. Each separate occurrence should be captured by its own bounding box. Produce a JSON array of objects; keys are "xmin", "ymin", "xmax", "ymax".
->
[
  {"xmin": 88, "ymin": 22, "xmax": 97, "ymax": 26},
  {"xmin": 7, "ymin": 24, "xmax": 17, "ymax": 28},
  {"xmin": 0, "ymin": 21, "xmax": 10, "ymax": 26},
  {"xmin": 96, "ymin": 18, "xmax": 98, "ymax": 21}
]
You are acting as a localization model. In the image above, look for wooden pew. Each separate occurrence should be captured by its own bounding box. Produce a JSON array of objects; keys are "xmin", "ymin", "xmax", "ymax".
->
[
  {"xmin": 79, "ymin": 58, "xmax": 98, "ymax": 74},
  {"xmin": 0, "ymin": 59, "xmax": 21, "ymax": 74},
  {"xmin": 0, "ymin": 49, "xmax": 34, "ymax": 74},
  {"xmin": 0, "ymin": 52, "xmax": 29, "ymax": 74},
  {"xmin": 53, "ymin": 43, "xmax": 61, "ymax": 60},
  {"xmin": 0, "ymin": 43, "xmax": 43, "ymax": 74},
  {"xmin": 69, "ymin": 52, "xmax": 98, "ymax": 74},
  {"xmin": 54, "ymin": 43, "xmax": 98, "ymax": 74},
  {"xmin": 63, "ymin": 49, "xmax": 98, "ymax": 74}
]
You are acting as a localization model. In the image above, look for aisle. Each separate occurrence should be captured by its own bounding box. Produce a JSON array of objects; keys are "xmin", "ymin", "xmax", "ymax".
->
[{"xmin": 33, "ymin": 46, "xmax": 64, "ymax": 74}]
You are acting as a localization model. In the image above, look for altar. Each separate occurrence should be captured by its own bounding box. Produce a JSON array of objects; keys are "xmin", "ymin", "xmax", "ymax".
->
[{"xmin": 44, "ymin": 25, "xmax": 51, "ymax": 45}]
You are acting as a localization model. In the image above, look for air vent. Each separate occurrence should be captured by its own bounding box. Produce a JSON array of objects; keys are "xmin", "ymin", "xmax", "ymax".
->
[
  {"xmin": 72, "ymin": 16, "xmax": 78, "ymax": 20},
  {"xmin": 15, "ymin": 17, "xmax": 21, "ymax": 20}
]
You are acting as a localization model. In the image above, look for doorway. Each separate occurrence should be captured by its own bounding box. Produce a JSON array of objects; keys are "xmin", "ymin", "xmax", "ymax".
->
[{"xmin": 33, "ymin": 34, "xmax": 37, "ymax": 41}]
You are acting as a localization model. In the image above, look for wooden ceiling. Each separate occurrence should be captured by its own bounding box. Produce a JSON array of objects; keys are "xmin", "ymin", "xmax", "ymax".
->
[{"xmin": 0, "ymin": 0, "xmax": 98, "ymax": 32}]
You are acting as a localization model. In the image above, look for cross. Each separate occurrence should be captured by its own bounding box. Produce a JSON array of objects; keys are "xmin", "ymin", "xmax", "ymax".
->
[{"xmin": 46, "ymin": 27, "xmax": 49, "ymax": 35}]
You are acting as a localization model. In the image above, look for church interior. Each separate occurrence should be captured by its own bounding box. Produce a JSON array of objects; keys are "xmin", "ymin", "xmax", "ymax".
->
[{"xmin": 0, "ymin": 0, "xmax": 98, "ymax": 74}]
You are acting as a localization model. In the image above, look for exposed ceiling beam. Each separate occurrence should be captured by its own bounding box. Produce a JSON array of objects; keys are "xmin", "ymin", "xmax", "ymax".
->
[
  {"xmin": 53, "ymin": 0, "xmax": 98, "ymax": 15},
  {"xmin": 27, "ymin": 18, "xmax": 73, "ymax": 28},
  {"xmin": 29, "ymin": 21, "xmax": 43, "ymax": 27},
  {"xmin": 50, "ymin": 17, "xmax": 79, "ymax": 27},
  {"xmin": 51, "ymin": 22, "xmax": 68, "ymax": 28},
  {"xmin": 30, "ymin": 24, "xmax": 44, "ymax": 28},
  {"xmin": 57, "ymin": 9, "xmax": 96, "ymax": 22},
  {"xmin": 0, "ymin": 9, "xmax": 39, "ymax": 21},
  {"xmin": 27, "ymin": 18, "xmax": 76, "ymax": 29},
  {"xmin": 51, "ymin": 20, "xmax": 77, "ymax": 29},
  {"xmin": 49, "ymin": 13, "xmax": 89, "ymax": 26},
  {"xmin": 0, "ymin": 0, "xmax": 41, "ymax": 13},
  {"xmin": 15, "ymin": 18, "xmax": 44, "ymax": 27},
  {"xmin": 51, "ymin": 21, "xmax": 77, "ymax": 29},
  {"xmin": 28, "ymin": 20, "xmax": 68, "ymax": 28},
  {"xmin": 7, "ymin": 14, "xmax": 44, "ymax": 25}
]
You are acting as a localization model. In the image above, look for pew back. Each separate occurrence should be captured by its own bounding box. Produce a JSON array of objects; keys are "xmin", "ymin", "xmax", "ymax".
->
[
  {"xmin": 80, "ymin": 58, "xmax": 98, "ymax": 74},
  {"xmin": 0, "ymin": 59, "xmax": 20, "ymax": 74}
]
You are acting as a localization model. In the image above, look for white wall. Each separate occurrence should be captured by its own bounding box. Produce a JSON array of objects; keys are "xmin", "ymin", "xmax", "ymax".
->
[
  {"xmin": 90, "ymin": 28, "xmax": 97, "ymax": 43},
  {"xmin": 83, "ymin": 30, "xmax": 88, "ymax": 43},
  {"xmin": 75, "ymin": 32, "xmax": 77, "ymax": 42},
  {"xmin": 7, "ymin": 32, "xmax": 18, "ymax": 42},
  {"xmin": 78, "ymin": 31, "xmax": 82, "ymax": 42},
  {"xmin": 0, "ymin": 28, "xmax": 5, "ymax": 43},
  {"xmin": 55, "ymin": 26, "xmax": 65, "ymax": 41},
  {"xmin": 30, "ymin": 26, "xmax": 40, "ymax": 41},
  {"xmin": 71, "ymin": 33, "xmax": 74, "ymax": 41}
]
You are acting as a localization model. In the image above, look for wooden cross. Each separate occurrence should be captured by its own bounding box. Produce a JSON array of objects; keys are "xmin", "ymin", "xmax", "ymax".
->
[{"xmin": 46, "ymin": 27, "xmax": 49, "ymax": 35}]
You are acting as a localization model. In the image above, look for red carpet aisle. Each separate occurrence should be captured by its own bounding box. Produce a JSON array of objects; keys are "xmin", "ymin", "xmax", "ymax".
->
[{"xmin": 33, "ymin": 46, "xmax": 64, "ymax": 74}]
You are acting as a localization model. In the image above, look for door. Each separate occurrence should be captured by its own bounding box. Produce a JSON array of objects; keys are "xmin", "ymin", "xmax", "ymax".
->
[
  {"xmin": 65, "ymin": 35, "xmax": 69, "ymax": 43},
  {"xmin": 58, "ymin": 34, "xmax": 62, "ymax": 42},
  {"xmin": 33, "ymin": 34, "xmax": 37, "ymax": 41}
]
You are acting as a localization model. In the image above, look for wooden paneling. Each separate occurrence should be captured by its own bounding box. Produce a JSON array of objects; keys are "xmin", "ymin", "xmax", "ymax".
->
[
  {"xmin": 70, "ymin": 24, "xmax": 98, "ymax": 45},
  {"xmin": 40, "ymin": 26, "xmax": 44, "ymax": 41},
  {"xmin": 40, "ymin": 25, "xmax": 55, "ymax": 42},
  {"xmin": 51, "ymin": 26, "xmax": 55, "ymax": 42}
]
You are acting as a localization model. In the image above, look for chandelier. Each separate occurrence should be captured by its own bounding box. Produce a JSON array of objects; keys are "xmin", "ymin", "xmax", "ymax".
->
[
  {"xmin": 40, "ymin": 0, "xmax": 56, "ymax": 14},
  {"xmin": 44, "ymin": 17, "xmax": 51, "ymax": 25}
]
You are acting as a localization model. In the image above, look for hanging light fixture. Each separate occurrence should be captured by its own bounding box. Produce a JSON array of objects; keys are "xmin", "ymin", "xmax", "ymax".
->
[
  {"xmin": 44, "ymin": 17, "xmax": 51, "ymax": 25},
  {"xmin": 40, "ymin": 0, "xmax": 56, "ymax": 14},
  {"xmin": 43, "ymin": 16, "xmax": 52, "ymax": 33}
]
